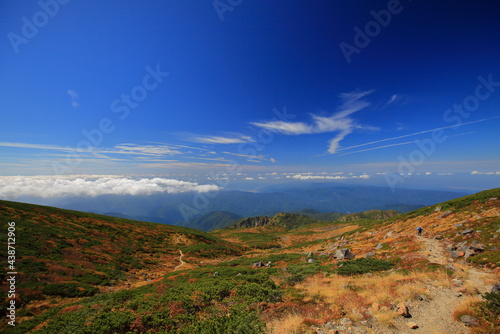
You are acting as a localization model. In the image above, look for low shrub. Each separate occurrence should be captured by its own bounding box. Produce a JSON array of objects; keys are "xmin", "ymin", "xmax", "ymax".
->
[
  {"xmin": 42, "ymin": 283, "xmax": 99, "ymax": 298},
  {"xmin": 476, "ymin": 291, "xmax": 500, "ymax": 330},
  {"xmin": 337, "ymin": 258, "xmax": 393, "ymax": 276}
]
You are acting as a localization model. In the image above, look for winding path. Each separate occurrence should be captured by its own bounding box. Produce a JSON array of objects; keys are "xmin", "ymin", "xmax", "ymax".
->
[{"xmin": 173, "ymin": 249, "xmax": 185, "ymax": 271}]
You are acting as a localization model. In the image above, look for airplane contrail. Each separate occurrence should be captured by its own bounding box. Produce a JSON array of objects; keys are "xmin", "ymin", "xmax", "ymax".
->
[{"xmin": 336, "ymin": 116, "xmax": 500, "ymax": 153}]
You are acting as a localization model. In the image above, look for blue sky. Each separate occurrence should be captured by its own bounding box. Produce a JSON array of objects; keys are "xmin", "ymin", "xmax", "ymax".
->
[{"xmin": 1, "ymin": 0, "xmax": 500, "ymax": 192}]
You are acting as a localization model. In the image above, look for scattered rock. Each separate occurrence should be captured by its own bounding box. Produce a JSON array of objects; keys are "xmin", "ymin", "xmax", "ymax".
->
[
  {"xmin": 450, "ymin": 251, "xmax": 464, "ymax": 259},
  {"xmin": 213, "ymin": 271, "xmax": 220, "ymax": 276},
  {"xmin": 445, "ymin": 264, "xmax": 456, "ymax": 271},
  {"xmin": 364, "ymin": 252, "xmax": 375, "ymax": 258},
  {"xmin": 406, "ymin": 322, "xmax": 418, "ymax": 329},
  {"xmin": 469, "ymin": 241, "xmax": 486, "ymax": 251},
  {"xmin": 491, "ymin": 284, "xmax": 500, "ymax": 293},
  {"xmin": 461, "ymin": 229, "xmax": 474, "ymax": 235},
  {"xmin": 308, "ymin": 258, "xmax": 315, "ymax": 263},
  {"xmin": 253, "ymin": 261, "xmax": 264, "ymax": 268},
  {"xmin": 397, "ymin": 302, "xmax": 411, "ymax": 318},
  {"xmin": 464, "ymin": 249, "xmax": 476, "ymax": 260},
  {"xmin": 265, "ymin": 261, "xmax": 272, "ymax": 267},
  {"xmin": 434, "ymin": 206, "xmax": 441, "ymax": 212},
  {"xmin": 438, "ymin": 210, "xmax": 453, "ymax": 219},
  {"xmin": 417, "ymin": 295, "xmax": 429, "ymax": 302},
  {"xmin": 454, "ymin": 223, "xmax": 463, "ymax": 228},
  {"xmin": 461, "ymin": 315, "xmax": 478, "ymax": 327},
  {"xmin": 334, "ymin": 248, "xmax": 356, "ymax": 260},
  {"xmin": 375, "ymin": 243, "xmax": 384, "ymax": 250}
]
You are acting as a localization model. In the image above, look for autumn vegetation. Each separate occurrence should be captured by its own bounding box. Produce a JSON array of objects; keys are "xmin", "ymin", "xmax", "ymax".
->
[{"xmin": 1, "ymin": 188, "xmax": 499, "ymax": 333}]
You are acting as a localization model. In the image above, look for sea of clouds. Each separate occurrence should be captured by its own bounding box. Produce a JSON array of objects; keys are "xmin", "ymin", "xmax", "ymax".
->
[{"xmin": 0, "ymin": 175, "xmax": 220, "ymax": 199}]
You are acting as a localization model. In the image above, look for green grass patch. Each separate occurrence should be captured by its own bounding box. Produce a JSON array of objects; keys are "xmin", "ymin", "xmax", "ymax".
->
[{"xmin": 337, "ymin": 258, "xmax": 393, "ymax": 276}]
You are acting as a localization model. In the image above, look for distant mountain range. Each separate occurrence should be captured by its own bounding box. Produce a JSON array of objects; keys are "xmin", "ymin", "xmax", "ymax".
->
[{"xmin": 24, "ymin": 184, "xmax": 467, "ymax": 231}]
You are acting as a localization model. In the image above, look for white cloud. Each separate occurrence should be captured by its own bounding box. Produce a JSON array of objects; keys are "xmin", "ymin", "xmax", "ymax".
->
[
  {"xmin": 192, "ymin": 135, "xmax": 254, "ymax": 144},
  {"xmin": 285, "ymin": 173, "xmax": 371, "ymax": 180},
  {"xmin": 250, "ymin": 90, "xmax": 375, "ymax": 153},
  {"xmin": 383, "ymin": 94, "xmax": 400, "ymax": 108},
  {"xmin": 471, "ymin": 171, "xmax": 500, "ymax": 175},
  {"xmin": 67, "ymin": 89, "xmax": 80, "ymax": 109},
  {"xmin": 0, "ymin": 175, "xmax": 219, "ymax": 199},
  {"xmin": 289, "ymin": 174, "xmax": 347, "ymax": 180},
  {"xmin": 0, "ymin": 142, "xmax": 73, "ymax": 151},
  {"xmin": 107, "ymin": 144, "xmax": 182, "ymax": 156}
]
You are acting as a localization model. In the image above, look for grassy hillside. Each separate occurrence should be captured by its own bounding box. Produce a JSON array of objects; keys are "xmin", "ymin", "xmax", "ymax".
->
[
  {"xmin": 339, "ymin": 209, "xmax": 400, "ymax": 221},
  {"xmin": 0, "ymin": 200, "xmax": 241, "ymax": 331},
  {"xmin": 1, "ymin": 189, "xmax": 499, "ymax": 333},
  {"xmin": 179, "ymin": 211, "xmax": 242, "ymax": 232},
  {"xmin": 227, "ymin": 212, "xmax": 322, "ymax": 230}
]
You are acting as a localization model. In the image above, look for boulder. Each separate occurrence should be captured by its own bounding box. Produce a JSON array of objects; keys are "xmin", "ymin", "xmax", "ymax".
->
[
  {"xmin": 450, "ymin": 251, "xmax": 465, "ymax": 259},
  {"xmin": 406, "ymin": 322, "xmax": 418, "ymax": 329},
  {"xmin": 491, "ymin": 284, "xmax": 500, "ymax": 293},
  {"xmin": 397, "ymin": 302, "xmax": 411, "ymax": 318},
  {"xmin": 461, "ymin": 229, "xmax": 474, "ymax": 235},
  {"xmin": 464, "ymin": 249, "xmax": 476, "ymax": 260},
  {"xmin": 307, "ymin": 258, "xmax": 315, "ymax": 263},
  {"xmin": 334, "ymin": 248, "xmax": 356, "ymax": 260},
  {"xmin": 469, "ymin": 241, "xmax": 486, "ymax": 252},
  {"xmin": 461, "ymin": 315, "xmax": 478, "ymax": 327},
  {"xmin": 253, "ymin": 261, "xmax": 264, "ymax": 268}
]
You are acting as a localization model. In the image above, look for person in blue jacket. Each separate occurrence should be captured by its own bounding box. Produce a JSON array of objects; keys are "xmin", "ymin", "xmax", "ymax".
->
[{"xmin": 417, "ymin": 226, "xmax": 423, "ymax": 236}]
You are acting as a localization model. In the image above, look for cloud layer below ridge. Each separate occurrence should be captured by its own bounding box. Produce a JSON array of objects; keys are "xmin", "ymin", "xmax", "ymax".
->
[{"xmin": 0, "ymin": 176, "xmax": 220, "ymax": 199}]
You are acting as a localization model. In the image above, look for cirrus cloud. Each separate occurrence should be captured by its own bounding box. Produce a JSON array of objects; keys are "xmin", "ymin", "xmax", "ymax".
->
[{"xmin": 250, "ymin": 90, "xmax": 376, "ymax": 153}]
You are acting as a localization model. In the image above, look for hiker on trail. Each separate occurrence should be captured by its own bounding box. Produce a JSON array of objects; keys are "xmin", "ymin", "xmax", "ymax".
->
[{"xmin": 417, "ymin": 226, "xmax": 423, "ymax": 236}]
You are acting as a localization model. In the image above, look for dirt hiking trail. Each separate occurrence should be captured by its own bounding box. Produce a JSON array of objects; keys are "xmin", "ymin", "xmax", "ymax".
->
[{"xmin": 389, "ymin": 235, "xmax": 493, "ymax": 334}]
